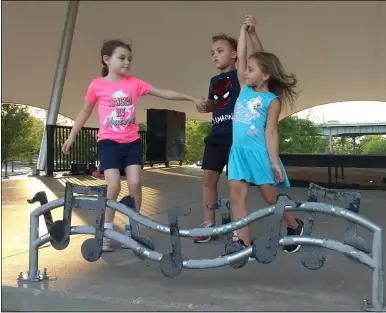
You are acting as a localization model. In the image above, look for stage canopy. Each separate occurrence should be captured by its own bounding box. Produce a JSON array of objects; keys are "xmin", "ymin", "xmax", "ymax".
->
[{"xmin": 3, "ymin": 1, "xmax": 386, "ymax": 127}]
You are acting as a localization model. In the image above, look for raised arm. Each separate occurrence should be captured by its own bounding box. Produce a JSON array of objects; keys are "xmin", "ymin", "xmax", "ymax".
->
[
  {"xmin": 245, "ymin": 15, "xmax": 264, "ymax": 53},
  {"xmin": 237, "ymin": 24, "xmax": 248, "ymax": 87}
]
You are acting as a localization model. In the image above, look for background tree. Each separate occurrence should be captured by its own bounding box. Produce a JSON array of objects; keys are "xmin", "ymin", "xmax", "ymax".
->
[
  {"xmin": 1, "ymin": 103, "xmax": 33, "ymax": 165},
  {"xmin": 10, "ymin": 117, "xmax": 44, "ymax": 164},
  {"xmin": 184, "ymin": 120, "xmax": 211, "ymax": 163},
  {"xmin": 139, "ymin": 123, "xmax": 147, "ymax": 132},
  {"xmin": 358, "ymin": 135, "xmax": 386, "ymax": 155},
  {"xmin": 278, "ymin": 116, "xmax": 328, "ymax": 153}
]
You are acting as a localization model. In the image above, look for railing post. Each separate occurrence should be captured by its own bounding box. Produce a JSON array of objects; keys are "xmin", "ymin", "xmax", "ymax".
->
[
  {"xmin": 46, "ymin": 125, "xmax": 55, "ymax": 176},
  {"xmin": 371, "ymin": 229, "xmax": 384, "ymax": 311}
]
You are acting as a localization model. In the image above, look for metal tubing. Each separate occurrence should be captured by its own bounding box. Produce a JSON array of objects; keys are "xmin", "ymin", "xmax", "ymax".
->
[
  {"xmin": 26, "ymin": 196, "xmax": 383, "ymax": 310},
  {"xmin": 32, "ymin": 227, "xmax": 374, "ymax": 269},
  {"xmin": 29, "ymin": 197, "xmax": 382, "ymax": 236},
  {"xmin": 28, "ymin": 214, "xmax": 39, "ymax": 280},
  {"xmin": 371, "ymin": 229, "xmax": 384, "ymax": 310},
  {"xmin": 37, "ymin": 1, "xmax": 79, "ymax": 171}
]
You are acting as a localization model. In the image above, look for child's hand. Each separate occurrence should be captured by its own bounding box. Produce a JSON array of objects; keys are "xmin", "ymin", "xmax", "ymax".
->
[
  {"xmin": 271, "ymin": 163, "xmax": 284, "ymax": 183},
  {"xmin": 195, "ymin": 97, "xmax": 208, "ymax": 113},
  {"xmin": 244, "ymin": 15, "xmax": 256, "ymax": 33},
  {"xmin": 241, "ymin": 21, "xmax": 249, "ymax": 31},
  {"xmin": 62, "ymin": 137, "xmax": 74, "ymax": 155}
]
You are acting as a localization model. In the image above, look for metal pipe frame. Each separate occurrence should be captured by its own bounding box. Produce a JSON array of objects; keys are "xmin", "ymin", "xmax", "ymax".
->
[
  {"xmin": 27, "ymin": 196, "xmax": 384, "ymax": 311},
  {"xmin": 37, "ymin": 0, "xmax": 79, "ymax": 172}
]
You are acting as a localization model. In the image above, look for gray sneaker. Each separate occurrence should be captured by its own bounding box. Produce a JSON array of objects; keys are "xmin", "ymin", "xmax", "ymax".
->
[
  {"xmin": 102, "ymin": 237, "xmax": 113, "ymax": 252},
  {"xmin": 121, "ymin": 224, "xmax": 132, "ymax": 249}
]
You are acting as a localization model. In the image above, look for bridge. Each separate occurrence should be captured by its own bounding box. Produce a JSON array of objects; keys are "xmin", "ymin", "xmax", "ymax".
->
[
  {"xmin": 314, "ymin": 122, "xmax": 386, "ymax": 153},
  {"xmin": 318, "ymin": 122, "xmax": 386, "ymax": 137}
]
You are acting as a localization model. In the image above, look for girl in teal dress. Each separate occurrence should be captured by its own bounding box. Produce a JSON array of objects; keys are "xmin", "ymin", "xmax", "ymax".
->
[{"xmin": 228, "ymin": 20, "xmax": 304, "ymax": 253}]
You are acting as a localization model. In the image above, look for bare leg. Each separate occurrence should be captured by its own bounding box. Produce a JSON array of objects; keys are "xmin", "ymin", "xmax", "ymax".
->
[
  {"xmin": 104, "ymin": 169, "xmax": 121, "ymax": 223},
  {"xmin": 203, "ymin": 169, "xmax": 220, "ymax": 222},
  {"xmin": 258, "ymin": 184, "xmax": 298, "ymax": 229},
  {"xmin": 125, "ymin": 165, "xmax": 142, "ymax": 213},
  {"xmin": 229, "ymin": 180, "xmax": 251, "ymax": 246},
  {"xmin": 102, "ymin": 169, "xmax": 121, "ymax": 252}
]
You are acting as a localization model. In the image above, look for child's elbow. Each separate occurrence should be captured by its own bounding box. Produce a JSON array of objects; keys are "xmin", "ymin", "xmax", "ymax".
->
[{"xmin": 265, "ymin": 127, "xmax": 278, "ymax": 138}]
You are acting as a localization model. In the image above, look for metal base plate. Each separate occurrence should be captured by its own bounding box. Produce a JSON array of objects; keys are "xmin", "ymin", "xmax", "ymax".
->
[
  {"xmin": 17, "ymin": 271, "xmax": 57, "ymax": 283},
  {"xmin": 362, "ymin": 299, "xmax": 386, "ymax": 312}
]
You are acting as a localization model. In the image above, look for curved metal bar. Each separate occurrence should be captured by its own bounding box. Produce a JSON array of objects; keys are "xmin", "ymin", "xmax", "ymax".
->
[
  {"xmin": 32, "ymin": 226, "xmax": 375, "ymax": 269},
  {"xmin": 29, "ymin": 197, "xmax": 381, "ymax": 237},
  {"xmin": 30, "ymin": 198, "xmax": 65, "ymax": 217},
  {"xmin": 109, "ymin": 200, "xmax": 381, "ymax": 235}
]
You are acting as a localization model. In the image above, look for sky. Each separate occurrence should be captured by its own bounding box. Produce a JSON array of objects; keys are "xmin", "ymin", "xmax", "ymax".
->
[{"xmin": 295, "ymin": 101, "xmax": 386, "ymax": 124}]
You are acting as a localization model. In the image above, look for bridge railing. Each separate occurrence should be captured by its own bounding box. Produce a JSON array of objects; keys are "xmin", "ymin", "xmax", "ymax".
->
[{"xmin": 22, "ymin": 182, "xmax": 384, "ymax": 311}]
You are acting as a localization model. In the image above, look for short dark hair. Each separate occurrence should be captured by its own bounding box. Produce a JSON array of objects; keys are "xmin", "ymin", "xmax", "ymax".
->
[
  {"xmin": 212, "ymin": 33, "xmax": 237, "ymax": 51},
  {"xmin": 100, "ymin": 39, "xmax": 132, "ymax": 77}
]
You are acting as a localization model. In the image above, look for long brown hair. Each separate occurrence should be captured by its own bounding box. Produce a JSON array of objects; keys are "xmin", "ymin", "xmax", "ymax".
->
[
  {"xmin": 100, "ymin": 39, "xmax": 132, "ymax": 77},
  {"xmin": 249, "ymin": 52, "xmax": 300, "ymax": 109}
]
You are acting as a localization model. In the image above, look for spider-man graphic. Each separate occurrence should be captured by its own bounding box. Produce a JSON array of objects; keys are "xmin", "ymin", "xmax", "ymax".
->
[{"xmin": 212, "ymin": 77, "xmax": 232, "ymax": 109}]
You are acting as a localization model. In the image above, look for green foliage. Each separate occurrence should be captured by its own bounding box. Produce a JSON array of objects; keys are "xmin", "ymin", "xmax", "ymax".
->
[
  {"xmin": 11, "ymin": 117, "xmax": 44, "ymax": 163},
  {"xmin": 1, "ymin": 103, "xmax": 35, "ymax": 164},
  {"xmin": 139, "ymin": 123, "xmax": 147, "ymax": 132},
  {"xmin": 184, "ymin": 120, "xmax": 211, "ymax": 163},
  {"xmin": 359, "ymin": 135, "xmax": 386, "ymax": 155},
  {"xmin": 278, "ymin": 116, "xmax": 328, "ymax": 153},
  {"xmin": 332, "ymin": 137, "xmax": 354, "ymax": 154}
]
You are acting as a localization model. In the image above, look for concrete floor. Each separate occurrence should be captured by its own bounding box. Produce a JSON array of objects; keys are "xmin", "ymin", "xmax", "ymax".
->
[{"xmin": 2, "ymin": 166, "xmax": 386, "ymax": 311}]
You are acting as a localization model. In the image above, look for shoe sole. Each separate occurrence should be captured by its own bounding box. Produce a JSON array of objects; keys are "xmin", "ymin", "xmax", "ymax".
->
[
  {"xmin": 193, "ymin": 236, "xmax": 212, "ymax": 243},
  {"xmin": 283, "ymin": 226, "xmax": 304, "ymax": 254}
]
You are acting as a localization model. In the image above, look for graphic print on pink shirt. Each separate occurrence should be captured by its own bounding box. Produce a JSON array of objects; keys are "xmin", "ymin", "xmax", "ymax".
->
[
  {"xmin": 85, "ymin": 76, "xmax": 152, "ymax": 143},
  {"xmin": 103, "ymin": 88, "xmax": 134, "ymax": 132}
]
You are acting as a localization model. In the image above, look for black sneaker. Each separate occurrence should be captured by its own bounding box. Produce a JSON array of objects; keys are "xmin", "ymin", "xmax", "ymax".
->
[{"xmin": 283, "ymin": 218, "xmax": 304, "ymax": 253}]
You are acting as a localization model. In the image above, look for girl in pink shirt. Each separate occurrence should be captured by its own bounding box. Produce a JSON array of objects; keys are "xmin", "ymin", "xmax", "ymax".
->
[{"xmin": 62, "ymin": 39, "xmax": 203, "ymax": 252}]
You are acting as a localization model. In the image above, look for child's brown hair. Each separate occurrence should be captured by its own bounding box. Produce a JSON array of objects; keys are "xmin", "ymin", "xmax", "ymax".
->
[{"xmin": 249, "ymin": 52, "xmax": 300, "ymax": 109}]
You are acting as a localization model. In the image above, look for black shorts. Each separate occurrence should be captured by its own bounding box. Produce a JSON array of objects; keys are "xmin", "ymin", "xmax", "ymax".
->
[
  {"xmin": 201, "ymin": 135, "xmax": 232, "ymax": 175},
  {"xmin": 97, "ymin": 139, "xmax": 143, "ymax": 172}
]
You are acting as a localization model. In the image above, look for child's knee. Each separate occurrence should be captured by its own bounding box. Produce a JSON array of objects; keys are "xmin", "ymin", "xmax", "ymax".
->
[
  {"xmin": 203, "ymin": 172, "xmax": 219, "ymax": 190},
  {"xmin": 229, "ymin": 182, "xmax": 247, "ymax": 203},
  {"xmin": 107, "ymin": 183, "xmax": 121, "ymax": 199},
  {"xmin": 128, "ymin": 181, "xmax": 142, "ymax": 193}
]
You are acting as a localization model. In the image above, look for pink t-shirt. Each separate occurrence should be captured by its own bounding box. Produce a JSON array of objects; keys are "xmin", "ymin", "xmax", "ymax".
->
[{"xmin": 85, "ymin": 75, "xmax": 152, "ymax": 143}]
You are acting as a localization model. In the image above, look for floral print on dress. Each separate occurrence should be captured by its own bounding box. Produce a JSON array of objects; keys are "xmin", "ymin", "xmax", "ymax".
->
[{"xmin": 247, "ymin": 96, "xmax": 263, "ymax": 118}]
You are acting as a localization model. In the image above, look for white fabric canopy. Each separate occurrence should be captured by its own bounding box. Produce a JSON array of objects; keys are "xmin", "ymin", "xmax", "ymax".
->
[{"xmin": 3, "ymin": 1, "xmax": 386, "ymax": 127}]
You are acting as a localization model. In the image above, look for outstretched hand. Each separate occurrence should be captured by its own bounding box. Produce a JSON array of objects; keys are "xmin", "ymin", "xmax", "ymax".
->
[{"xmin": 244, "ymin": 14, "xmax": 256, "ymax": 33}]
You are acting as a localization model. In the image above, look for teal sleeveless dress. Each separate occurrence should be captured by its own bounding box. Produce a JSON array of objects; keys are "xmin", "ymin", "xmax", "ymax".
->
[{"xmin": 227, "ymin": 86, "xmax": 290, "ymax": 187}]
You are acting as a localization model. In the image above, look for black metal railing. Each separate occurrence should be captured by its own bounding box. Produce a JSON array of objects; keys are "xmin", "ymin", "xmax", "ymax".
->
[{"xmin": 46, "ymin": 125, "xmax": 149, "ymax": 176}]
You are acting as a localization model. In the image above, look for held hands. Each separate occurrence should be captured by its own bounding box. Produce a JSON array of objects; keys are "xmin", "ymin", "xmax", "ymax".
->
[
  {"xmin": 195, "ymin": 97, "xmax": 212, "ymax": 113},
  {"xmin": 244, "ymin": 14, "xmax": 256, "ymax": 33},
  {"xmin": 62, "ymin": 137, "xmax": 74, "ymax": 155},
  {"xmin": 271, "ymin": 163, "xmax": 285, "ymax": 183}
]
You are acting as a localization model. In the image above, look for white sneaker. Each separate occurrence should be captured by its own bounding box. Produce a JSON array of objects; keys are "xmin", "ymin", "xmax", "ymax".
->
[
  {"xmin": 102, "ymin": 237, "xmax": 113, "ymax": 252},
  {"xmin": 121, "ymin": 224, "xmax": 132, "ymax": 249}
]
